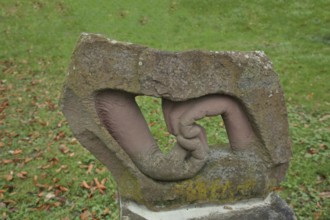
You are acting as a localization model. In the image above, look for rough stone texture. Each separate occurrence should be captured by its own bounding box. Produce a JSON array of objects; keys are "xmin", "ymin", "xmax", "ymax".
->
[
  {"xmin": 60, "ymin": 33, "xmax": 291, "ymax": 211},
  {"xmin": 121, "ymin": 193, "xmax": 296, "ymax": 220}
]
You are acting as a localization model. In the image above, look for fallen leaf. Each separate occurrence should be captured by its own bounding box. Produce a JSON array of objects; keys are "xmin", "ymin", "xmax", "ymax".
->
[
  {"xmin": 56, "ymin": 165, "xmax": 68, "ymax": 173},
  {"xmin": 87, "ymin": 164, "xmax": 93, "ymax": 174},
  {"xmin": 319, "ymin": 114, "xmax": 330, "ymax": 122},
  {"xmin": 0, "ymin": 189, "xmax": 6, "ymax": 198},
  {"xmin": 54, "ymin": 131, "xmax": 65, "ymax": 141},
  {"xmin": 57, "ymin": 185, "xmax": 69, "ymax": 192},
  {"xmin": 319, "ymin": 192, "xmax": 330, "ymax": 198},
  {"xmin": 38, "ymin": 192, "xmax": 44, "ymax": 197},
  {"xmin": 33, "ymin": 175, "xmax": 38, "ymax": 185},
  {"xmin": 59, "ymin": 144, "xmax": 70, "ymax": 154},
  {"xmin": 6, "ymin": 174, "xmax": 13, "ymax": 181},
  {"xmin": 0, "ymin": 142, "xmax": 4, "ymax": 148},
  {"xmin": 53, "ymin": 201, "xmax": 61, "ymax": 207},
  {"xmin": 16, "ymin": 171, "xmax": 28, "ymax": 179},
  {"xmin": 24, "ymin": 157, "xmax": 33, "ymax": 164},
  {"xmin": 2, "ymin": 160, "xmax": 13, "ymax": 164},
  {"xmin": 0, "ymin": 99, "xmax": 9, "ymax": 113},
  {"xmin": 44, "ymin": 192, "xmax": 55, "ymax": 201},
  {"xmin": 11, "ymin": 149, "xmax": 22, "ymax": 155},
  {"xmin": 95, "ymin": 167, "xmax": 107, "ymax": 174},
  {"xmin": 148, "ymin": 122, "xmax": 156, "ymax": 127},
  {"xmin": 94, "ymin": 178, "xmax": 107, "ymax": 194},
  {"xmin": 81, "ymin": 181, "xmax": 90, "ymax": 189},
  {"xmin": 40, "ymin": 164, "xmax": 51, "ymax": 169},
  {"xmin": 36, "ymin": 183, "xmax": 49, "ymax": 189},
  {"xmin": 80, "ymin": 210, "xmax": 91, "ymax": 220},
  {"xmin": 272, "ymin": 186, "xmax": 284, "ymax": 192},
  {"xmin": 49, "ymin": 157, "xmax": 59, "ymax": 163},
  {"xmin": 2, "ymin": 212, "xmax": 8, "ymax": 220},
  {"xmin": 102, "ymin": 207, "xmax": 110, "ymax": 216}
]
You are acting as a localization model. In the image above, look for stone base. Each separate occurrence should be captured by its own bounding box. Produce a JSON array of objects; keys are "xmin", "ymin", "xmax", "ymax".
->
[{"xmin": 120, "ymin": 193, "xmax": 296, "ymax": 220}]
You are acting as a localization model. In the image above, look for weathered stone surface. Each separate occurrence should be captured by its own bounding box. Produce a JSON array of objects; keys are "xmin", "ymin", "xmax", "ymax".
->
[{"xmin": 60, "ymin": 33, "xmax": 291, "ymax": 211}]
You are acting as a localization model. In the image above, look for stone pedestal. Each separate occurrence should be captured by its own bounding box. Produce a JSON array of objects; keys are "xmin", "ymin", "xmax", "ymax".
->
[{"xmin": 121, "ymin": 193, "xmax": 295, "ymax": 220}]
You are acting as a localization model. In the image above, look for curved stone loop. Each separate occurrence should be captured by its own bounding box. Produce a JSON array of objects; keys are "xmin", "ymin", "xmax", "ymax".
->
[
  {"xmin": 162, "ymin": 95, "xmax": 257, "ymax": 151},
  {"xmin": 95, "ymin": 89, "xmax": 208, "ymax": 181}
]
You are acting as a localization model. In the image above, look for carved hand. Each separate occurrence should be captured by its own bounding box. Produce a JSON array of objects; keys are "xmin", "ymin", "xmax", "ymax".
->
[{"xmin": 95, "ymin": 90, "xmax": 208, "ymax": 181}]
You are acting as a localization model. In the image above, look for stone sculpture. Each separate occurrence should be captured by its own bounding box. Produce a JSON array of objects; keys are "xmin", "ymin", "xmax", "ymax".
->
[{"xmin": 60, "ymin": 33, "xmax": 295, "ymax": 219}]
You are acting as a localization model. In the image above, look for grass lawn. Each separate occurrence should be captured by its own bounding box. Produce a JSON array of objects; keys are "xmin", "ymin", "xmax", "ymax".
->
[{"xmin": 1, "ymin": 0, "xmax": 329, "ymax": 219}]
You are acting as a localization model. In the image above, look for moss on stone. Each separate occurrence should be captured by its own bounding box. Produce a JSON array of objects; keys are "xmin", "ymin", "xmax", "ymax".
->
[
  {"xmin": 118, "ymin": 170, "xmax": 144, "ymax": 204},
  {"xmin": 171, "ymin": 176, "xmax": 259, "ymax": 204}
]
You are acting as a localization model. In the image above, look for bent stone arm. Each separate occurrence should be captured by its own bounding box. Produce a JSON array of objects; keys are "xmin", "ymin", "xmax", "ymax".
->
[
  {"xmin": 162, "ymin": 95, "xmax": 256, "ymax": 151},
  {"xmin": 95, "ymin": 90, "xmax": 207, "ymax": 181}
]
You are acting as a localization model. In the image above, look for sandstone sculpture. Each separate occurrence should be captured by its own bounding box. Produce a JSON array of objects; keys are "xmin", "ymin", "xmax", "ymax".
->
[{"xmin": 60, "ymin": 33, "xmax": 294, "ymax": 219}]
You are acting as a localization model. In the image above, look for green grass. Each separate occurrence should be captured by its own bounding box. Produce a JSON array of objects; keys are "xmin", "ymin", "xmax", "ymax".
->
[{"xmin": 1, "ymin": 0, "xmax": 329, "ymax": 219}]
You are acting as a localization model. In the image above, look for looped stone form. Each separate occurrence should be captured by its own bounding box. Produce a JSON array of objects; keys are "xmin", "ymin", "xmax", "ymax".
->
[{"xmin": 60, "ymin": 33, "xmax": 291, "ymax": 211}]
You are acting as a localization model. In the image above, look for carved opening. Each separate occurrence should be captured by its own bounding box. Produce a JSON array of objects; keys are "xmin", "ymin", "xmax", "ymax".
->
[
  {"xmin": 95, "ymin": 89, "xmax": 258, "ymax": 181},
  {"xmin": 135, "ymin": 96, "xmax": 176, "ymax": 153},
  {"xmin": 196, "ymin": 116, "xmax": 228, "ymax": 145},
  {"xmin": 136, "ymin": 96, "xmax": 229, "ymax": 148}
]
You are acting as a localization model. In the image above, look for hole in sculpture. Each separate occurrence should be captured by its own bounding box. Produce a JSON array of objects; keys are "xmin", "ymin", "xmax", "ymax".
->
[
  {"xmin": 196, "ymin": 116, "xmax": 228, "ymax": 146},
  {"xmin": 136, "ymin": 96, "xmax": 229, "ymax": 149},
  {"xmin": 95, "ymin": 89, "xmax": 258, "ymax": 181},
  {"xmin": 136, "ymin": 96, "xmax": 176, "ymax": 153}
]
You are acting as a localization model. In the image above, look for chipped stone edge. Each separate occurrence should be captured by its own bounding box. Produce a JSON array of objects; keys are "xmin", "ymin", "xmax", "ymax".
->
[{"xmin": 121, "ymin": 193, "xmax": 275, "ymax": 220}]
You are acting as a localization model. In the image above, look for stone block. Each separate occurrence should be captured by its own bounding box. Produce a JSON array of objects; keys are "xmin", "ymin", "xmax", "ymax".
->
[{"xmin": 60, "ymin": 33, "xmax": 292, "ymax": 215}]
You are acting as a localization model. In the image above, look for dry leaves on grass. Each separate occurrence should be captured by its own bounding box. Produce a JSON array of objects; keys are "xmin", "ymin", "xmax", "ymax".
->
[{"xmin": 80, "ymin": 178, "xmax": 108, "ymax": 196}]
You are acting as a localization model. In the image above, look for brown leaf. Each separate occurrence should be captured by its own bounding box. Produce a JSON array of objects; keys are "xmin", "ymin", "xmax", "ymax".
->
[
  {"xmin": 56, "ymin": 165, "xmax": 68, "ymax": 173},
  {"xmin": 148, "ymin": 122, "xmax": 156, "ymax": 127},
  {"xmin": 80, "ymin": 210, "xmax": 91, "ymax": 220},
  {"xmin": 58, "ymin": 186, "xmax": 69, "ymax": 192},
  {"xmin": 54, "ymin": 131, "xmax": 65, "ymax": 141},
  {"xmin": 49, "ymin": 157, "xmax": 59, "ymax": 164},
  {"xmin": 101, "ymin": 178, "xmax": 107, "ymax": 185},
  {"xmin": 94, "ymin": 178, "xmax": 106, "ymax": 194},
  {"xmin": 0, "ymin": 189, "xmax": 6, "ymax": 198},
  {"xmin": 16, "ymin": 171, "xmax": 28, "ymax": 179},
  {"xmin": 40, "ymin": 164, "xmax": 51, "ymax": 169},
  {"xmin": 46, "ymin": 99, "xmax": 57, "ymax": 111},
  {"xmin": 36, "ymin": 183, "xmax": 49, "ymax": 189},
  {"xmin": 6, "ymin": 174, "xmax": 13, "ymax": 181},
  {"xmin": 87, "ymin": 164, "xmax": 94, "ymax": 174},
  {"xmin": 319, "ymin": 114, "xmax": 330, "ymax": 122},
  {"xmin": 81, "ymin": 181, "xmax": 91, "ymax": 189},
  {"xmin": 319, "ymin": 192, "xmax": 330, "ymax": 198},
  {"xmin": 38, "ymin": 192, "xmax": 44, "ymax": 197},
  {"xmin": 59, "ymin": 144, "xmax": 70, "ymax": 154},
  {"xmin": 24, "ymin": 157, "xmax": 33, "ymax": 164},
  {"xmin": 11, "ymin": 149, "xmax": 22, "ymax": 155},
  {"xmin": 95, "ymin": 167, "xmax": 107, "ymax": 174},
  {"xmin": 0, "ymin": 99, "xmax": 9, "ymax": 113},
  {"xmin": 0, "ymin": 142, "xmax": 4, "ymax": 148},
  {"xmin": 53, "ymin": 201, "xmax": 61, "ymax": 207},
  {"xmin": 102, "ymin": 207, "xmax": 110, "ymax": 216},
  {"xmin": 33, "ymin": 175, "xmax": 38, "ymax": 185},
  {"xmin": 44, "ymin": 192, "xmax": 55, "ymax": 201},
  {"xmin": 2, "ymin": 159, "xmax": 13, "ymax": 164}
]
